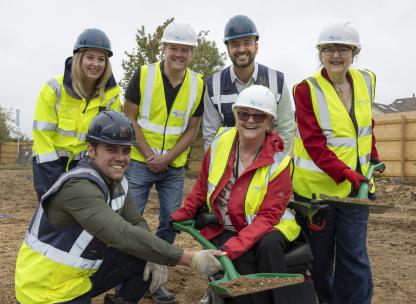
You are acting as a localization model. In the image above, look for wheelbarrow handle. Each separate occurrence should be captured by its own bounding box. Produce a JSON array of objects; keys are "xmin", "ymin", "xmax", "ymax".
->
[{"xmin": 172, "ymin": 220, "xmax": 240, "ymax": 279}]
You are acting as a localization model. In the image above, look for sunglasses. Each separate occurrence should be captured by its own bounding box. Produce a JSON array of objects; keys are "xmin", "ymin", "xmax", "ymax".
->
[{"xmin": 237, "ymin": 111, "xmax": 267, "ymax": 123}]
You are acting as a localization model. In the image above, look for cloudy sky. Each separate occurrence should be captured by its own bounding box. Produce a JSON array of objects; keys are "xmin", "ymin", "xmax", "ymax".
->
[{"xmin": 1, "ymin": 0, "xmax": 415, "ymax": 137}]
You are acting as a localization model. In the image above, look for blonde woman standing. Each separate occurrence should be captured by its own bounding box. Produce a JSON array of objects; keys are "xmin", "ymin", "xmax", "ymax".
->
[{"xmin": 32, "ymin": 28, "xmax": 121, "ymax": 200}]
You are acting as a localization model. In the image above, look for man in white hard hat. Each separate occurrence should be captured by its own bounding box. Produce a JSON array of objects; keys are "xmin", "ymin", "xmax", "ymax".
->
[
  {"xmin": 202, "ymin": 15, "xmax": 295, "ymax": 154},
  {"xmin": 123, "ymin": 21, "xmax": 204, "ymax": 304}
]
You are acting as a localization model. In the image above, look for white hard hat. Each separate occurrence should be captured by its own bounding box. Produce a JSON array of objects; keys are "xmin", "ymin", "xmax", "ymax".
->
[
  {"xmin": 232, "ymin": 85, "xmax": 277, "ymax": 120},
  {"xmin": 316, "ymin": 20, "xmax": 361, "ymax": 53},
  {"xmin": 161, "ymin": 21, "xmax": 197, "ymax": 47}
]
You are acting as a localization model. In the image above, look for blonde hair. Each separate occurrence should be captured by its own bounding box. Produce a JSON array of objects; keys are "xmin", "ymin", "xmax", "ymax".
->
[{"xmin": 71, "ymin": 49, "xmax": 113, "ymax": 100}]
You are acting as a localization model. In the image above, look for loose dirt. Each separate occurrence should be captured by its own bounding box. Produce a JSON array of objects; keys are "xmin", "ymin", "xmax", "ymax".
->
[{"xmin": 1, "ymin": 169, "xmax": 415, "ymax": 303}]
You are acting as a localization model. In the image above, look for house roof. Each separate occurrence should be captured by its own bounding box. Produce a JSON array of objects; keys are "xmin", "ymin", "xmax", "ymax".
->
[{"xmin": 374, "ymin": 97, "xmax": 416, "ymax": 113}]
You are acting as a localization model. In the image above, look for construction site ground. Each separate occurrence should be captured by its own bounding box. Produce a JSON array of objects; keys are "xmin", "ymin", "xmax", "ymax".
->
[{"xmin": 1, "ymin": 168, "xmax": 415, "ymax": 303}]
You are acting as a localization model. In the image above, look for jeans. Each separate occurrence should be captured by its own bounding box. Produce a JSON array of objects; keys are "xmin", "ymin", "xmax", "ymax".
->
[
  {"xmin": 126, "ymin": 160, "xmax": 185, "ymax": 244},
  {"xmin": 60, "ymin": 247, "xmax": 150, "ymax": 303},
  {"xmin": 301, "ymin": 204, "xmax": 372, "ymax": 304}
]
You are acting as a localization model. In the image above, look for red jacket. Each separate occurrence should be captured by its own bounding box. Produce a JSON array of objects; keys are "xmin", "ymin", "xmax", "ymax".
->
[
  {"xmin": 171, "ymin": 130, "xmax": 292, "ymax": 260},
  {"xmin": 293, "ymin": 68, "xmax": 379, "ymax": 184}
]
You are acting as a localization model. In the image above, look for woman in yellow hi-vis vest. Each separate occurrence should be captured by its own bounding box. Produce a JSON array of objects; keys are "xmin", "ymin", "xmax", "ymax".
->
[
  {"xmin": 32, "ymin": 28, "xmax": 121, "ymax": 200},
  {"xmin": 292, "ymin": 21, "xmax": 382, "ymax": 304},
  {"xmin": 171, "ymin": 85, "xmax": 317, "ymax": 304}
]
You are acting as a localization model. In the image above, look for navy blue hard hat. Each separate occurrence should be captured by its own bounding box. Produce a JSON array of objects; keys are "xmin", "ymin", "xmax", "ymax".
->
[
  {"xmin": 224, "ymin": 15, "xmax": 259, "ymax": 43},
  {"xmin": 73, "ymin": 28, "xmax": 113, "ymax": 57},
  {"xmin": 87, "ymin": 111, "xmax": 135, "ymax": 145}
]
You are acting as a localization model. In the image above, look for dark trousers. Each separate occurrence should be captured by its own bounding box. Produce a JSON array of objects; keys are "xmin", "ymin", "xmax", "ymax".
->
[
  {"xmin": 211, "ymin": 229, "xmax": 290, "ymax": 304},
  {"xmin": 301, "ymin": 204, "xmax": 372, "ymax": 304},
  {"xmin": 61, "ymin": 247, "xmax": 150, "ymax": 304}
]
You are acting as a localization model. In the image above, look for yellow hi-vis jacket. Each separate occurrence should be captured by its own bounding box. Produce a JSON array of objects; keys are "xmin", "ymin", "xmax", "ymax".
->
[
  {"xmin": 292, "ymin": 68, "xmax": 375, "ymax": 199},
  {"xmin": 32, "ymin": 75, "xmax": 121, "ymax": 165},
  {"xmin": 131, "ymin": 62, "xmax": 204, "ymax": 167},
  {"xmin": 207, "ymin": 127, "xmax": 301, "ymax": 242}
]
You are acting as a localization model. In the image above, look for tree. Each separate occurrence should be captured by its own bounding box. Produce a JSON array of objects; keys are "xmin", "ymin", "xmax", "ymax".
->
[
  {"xmin": 120, "ymin": 18, "xmax": 226, "ymax": 91},
  {"xmin": 0, "ymin": 106, "xmax": 12, "ymax": 144}
]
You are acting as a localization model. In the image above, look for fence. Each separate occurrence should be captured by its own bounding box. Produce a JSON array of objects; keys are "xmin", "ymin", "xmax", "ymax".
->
[
  {"xmin": 2, "ymin": 110, "xmax": 416, "ymax": 179},
  {"xmin": 374, "ymin": 111, "xmax": 416, "ymax": 180},
  {"xmin": 0, "ymin": 142, "xmax": 32, "ymax": 164}
]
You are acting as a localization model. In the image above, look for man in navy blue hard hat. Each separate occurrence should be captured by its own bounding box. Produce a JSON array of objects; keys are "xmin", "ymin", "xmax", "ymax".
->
[{"xmin": 203, "ymin": 15, "xmax": 295, "ymax": 154}]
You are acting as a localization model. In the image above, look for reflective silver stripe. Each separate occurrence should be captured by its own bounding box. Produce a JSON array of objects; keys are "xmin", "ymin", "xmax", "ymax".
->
[
  {"xmin": 308, "ymin": 77, "xmax": 332, "ymax": 131},
  {"xmin": 105, "ymin": 96, "xmax": 118, "ymax": 110},
  {"xmin": 265, "ymin": 152, "xmax": 285, "ymax": 185},
  {"xmin": 267, "ymin": 69, "xmax": 281, "ymax": 101},
  {"xmin": 358, "ymin": 126, "xmax": 372, "ymax": 137},
  {"xmin": 33, "ymin": 120, "xmax": 56, "ymax": 131},
  {"xmin": 359, "ymin": 153, "xmax": 371, "ymax": 165},
  {"xmin": 219, "ymin": 94, "xmax": 238, "ymax": 104},
  {"xmin": 212, "ymin": 71, "xmax": 221, "ymax": 114},
  {"xmin": 326, "ymin": 137, "xmax": 356, "ymax": 148},
  {"xmin": 359, "ymin": 70, "xmax": 373, "ymax": 102},
  {"xmin": 56, "ymin": 127, "xmax": 77, "ymax": 138},
  {"xmin": 207, "ymin": 182, "xmax": 216, "ymax": 197},
  {"xmin": 79, "ymin": 132, "xmax": 87, "ymax": 141},
  {"xmin": 180, "ymin": 71, "xmax": 198, "ymax": 133},
  {"xmin": 69, "ymin": 230, "xmax": 94, "ymax": 257},
  {"xmin": 138, "ymin": 119, "xmax": 182, "ymax": 135},
  {"xmin": 208, "ymin": 128, "xmax": 231, "ymax": 173},
  {"xmin": 141, "ymin": 64, "xmax": 157, "ymax": 120},
  {"xmin": 293, "ymin": 155, "xmax": 324, "ymax": 173},
  {"xmin": 73, "ymin": 151, "xmax": 87, "ymax": 160},
  {"xmin": 111, "ymin": 177, "xmax": 128, "ymax": 211},
  {"xmin": 36, "ymin": 151, "xmax": 60, "ymax": 163},
  {"xmin": 25, "ymin": 232, "xmax": 102, "ymax": 270},
  {"xmin": 281, "ymin": 209, "xmax": 295, "ymax": 220},
  {"xmin": 246, "ymin": 214, "xmax": 256, "ymax": 224},
  {"xmin": 47, "ymin": 78, "xmax": 62, "ymax": 114},
  {"xmin": 150, "ymin": 147, "xmax": 168, "ymax": 155}
]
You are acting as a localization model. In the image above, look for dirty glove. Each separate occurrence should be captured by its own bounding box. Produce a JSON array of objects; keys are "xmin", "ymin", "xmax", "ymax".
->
[
  {"xmin": 191, "ymin": 250, "xmax": 224, "ymax": 276},
  {"xmin": 143, "ymin": 262, "xmax": 168, "ymax": 294},
  {"xmin": 342, "ymin": 168, "xmax": 369, "ymax": 190}
]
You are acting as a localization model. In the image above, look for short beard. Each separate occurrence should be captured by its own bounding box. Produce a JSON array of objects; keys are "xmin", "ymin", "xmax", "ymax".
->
[{"xmin": 230, "ymin": 54, "xmax": 255, "ymax": 69}]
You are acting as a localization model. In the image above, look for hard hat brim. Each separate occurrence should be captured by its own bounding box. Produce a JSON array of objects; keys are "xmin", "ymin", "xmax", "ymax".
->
[{"xmin": 161, "ymin": 38, "xmax": 197, "ymax": 47}]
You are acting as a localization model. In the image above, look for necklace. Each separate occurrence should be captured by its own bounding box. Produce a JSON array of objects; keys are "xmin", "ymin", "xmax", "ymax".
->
[{"xmin": 335, "ymin": 86, "xmax": 344, "ymax": 98}]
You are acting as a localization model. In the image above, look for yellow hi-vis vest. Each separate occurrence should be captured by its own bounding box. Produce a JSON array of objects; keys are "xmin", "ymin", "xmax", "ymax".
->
[
  {"xmin": 15, "ymin": 164, "xmax": 128, "ymax": 303},
  {"xmin": 292, "ymin": 68, "xmax": 375, "ymax": 200},
  {"xmin": 131, "ymin": 62, "xmax": 204, "ymax": 167},
  {"xmin": 206, "ymin": 127, "xmax": 300, "ymax": 242},
  {"xmin": 32, "ymin": 75, "xmax": 121, "ymax": 164}
]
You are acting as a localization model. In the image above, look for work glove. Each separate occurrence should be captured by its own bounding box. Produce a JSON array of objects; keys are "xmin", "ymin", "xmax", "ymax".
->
[
  {"xmin": 191, "ymin": 250, "xmax": 224, "ymax": 276},
  {"xmin": 143, "ymin": 262, "xmax": 168, "ymax": 294},
  {"xmin": 342, "ymin": 168, "xmax": 369, "ymax": 190}
]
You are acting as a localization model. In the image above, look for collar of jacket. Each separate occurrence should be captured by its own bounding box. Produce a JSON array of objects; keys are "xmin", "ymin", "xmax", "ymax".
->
[
  {"xmin": 63, "ymin": 56, "xmax": 118, "ymax": 100},
  {"xmin": 230, "ymin": 129, "xmax": 284, "ymax": 170}
]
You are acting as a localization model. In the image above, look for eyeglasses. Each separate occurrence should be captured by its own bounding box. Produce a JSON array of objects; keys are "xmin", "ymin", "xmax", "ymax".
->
[
  {"xmin": 237, "ymin": 111, "xmax": 267, "ymax": 123},
  {"xmin": 321, "ymin": 47, "xmax": 352, "ymax": 56}
]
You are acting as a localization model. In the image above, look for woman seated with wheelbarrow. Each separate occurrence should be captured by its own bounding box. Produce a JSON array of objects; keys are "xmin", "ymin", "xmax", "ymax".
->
[{"xmin": 171, "ymin": 85, "xmax": 315, "ymax": 304}]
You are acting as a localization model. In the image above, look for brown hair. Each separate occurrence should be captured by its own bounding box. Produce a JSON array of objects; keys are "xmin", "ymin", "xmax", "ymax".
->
[{"xmin": 71, "ymin": 49, "xmax": 113, "ymax": 100}]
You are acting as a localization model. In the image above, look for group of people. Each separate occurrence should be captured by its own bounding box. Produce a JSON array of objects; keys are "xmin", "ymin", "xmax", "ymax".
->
[{"xmin": 15, "ymin": 14, "xmax": 381, "ymax": 304}]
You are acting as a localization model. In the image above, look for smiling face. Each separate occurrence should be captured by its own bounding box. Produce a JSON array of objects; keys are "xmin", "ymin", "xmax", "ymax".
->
[
  {"xmin": 80, "ymin": 49, "xmax": 107, "ymax": 83},
  {"xmin": 88, "ymin": 143, "xmax": 131, "ymax": 181},
  {"xmin": 163, "ymin": 43, "xmax": 193, "ymax": 73},
  {"xmin": 227, "ymin": 36, "xmax": 258, "ymax": 68},
  {"xmin": 319, "ymin": 44, "xmax": 354, "ymax": 75},
  {"xmin": 234, "ymin": 106, "xmax": 273, "ymax": 141}
]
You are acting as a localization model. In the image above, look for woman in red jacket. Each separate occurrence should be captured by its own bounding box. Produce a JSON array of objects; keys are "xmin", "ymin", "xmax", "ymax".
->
[
  {"xmin": 171, "ymin": 85, "xmax": 305, "ymax": 304},
  {"xmin": 292, "ymin": 21, "xmax": 381, "ymax": 304}
]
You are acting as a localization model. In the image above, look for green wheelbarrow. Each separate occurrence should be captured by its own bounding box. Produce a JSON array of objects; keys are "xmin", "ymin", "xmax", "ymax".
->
[{"xmin": 172, "ymin": 220, "xmax": 304, "ymax": 297}]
